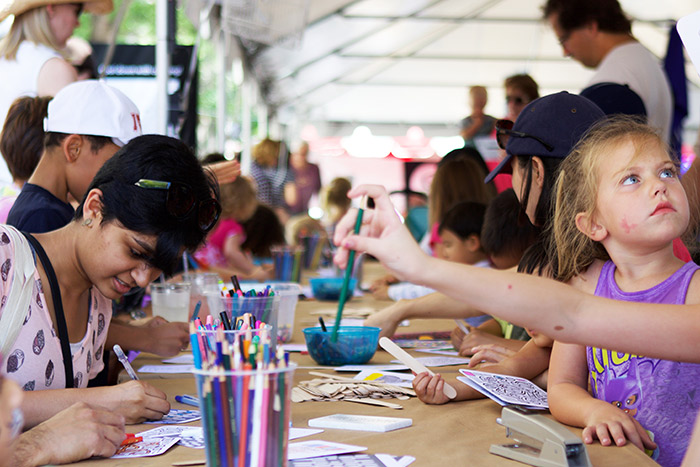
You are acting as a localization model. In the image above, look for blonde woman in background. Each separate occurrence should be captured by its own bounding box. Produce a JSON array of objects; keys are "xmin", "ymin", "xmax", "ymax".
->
[{"xmin": 0, "ymin": 0, "xmax": 113, "ymax": 186}]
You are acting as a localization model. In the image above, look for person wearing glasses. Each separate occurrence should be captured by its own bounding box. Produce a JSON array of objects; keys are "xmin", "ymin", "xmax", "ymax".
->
[
  {"xmin": 542, "ymin": 0, "xmax": 672, "ymax": 144},
  {"xmin": 364, "ymin": 92, "xmax": 603, "ymax": 340},
  {"xmin": 0, "ymin": 134, "xmax": 220, "ymax": 434},
  {"xmin": 503, "ymin": 74, "xmax": 539, "ymax": 122}
]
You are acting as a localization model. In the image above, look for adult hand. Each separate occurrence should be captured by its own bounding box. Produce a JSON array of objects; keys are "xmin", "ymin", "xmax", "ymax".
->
[
  {"xmin": 206, "ymin": 160, "xmax": 241, "ymax": 185},
  {"xmin": 363, "ymin": 303, "xmax": 406, "ymax": 338},
  {"xmin": 467, "ymin": 344, "xmax": 516, "ymax": 367},
  {"xmin": 144, "ymin": 318, "xmax": 189, "ymax": 357},
  {"xmin": 582, "ymin": 402, "xmax": 657, "ymax": 452},
  {"xmin": 14, "ymin": 402, "xmax": 125, "ymax": 466},
  {"xmin": 333, "ymin": 185, "xmax": 428, "ymax": 283},
  {"xmin": 107, "ymin": 381, "xmax": 170, "ymax": 424},
  {"xmin": 412, "ymin": 372, "xmax": 450, "ymax": 405}
]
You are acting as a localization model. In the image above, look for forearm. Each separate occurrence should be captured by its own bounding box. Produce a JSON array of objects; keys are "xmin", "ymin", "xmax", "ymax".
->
[
  {"xmin": 548, "ymin": 382, "xmax": 601, "ymax": 428},
  {"xmin": 20, "ymin": 387, "xmax": 108, "ymax": 428},
  {"xmin": 106, "ymin": 321, "xmax": 152, "ymax": 353}
]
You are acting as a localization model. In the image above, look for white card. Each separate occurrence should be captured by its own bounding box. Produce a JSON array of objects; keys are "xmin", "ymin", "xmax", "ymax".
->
[
  {"xmin": 308, "ymin": 414, "xmax": 412, "ymax": 433},
  {"xmin": 457, "ymin": 369, "xmax": 548, "ymax": 409},
  {"xmin": 287, "ymin": 440, "xmax": 367, "ymax": 460},
  {"xmin": 354, "ymin": 370, "xmax": 415, "ymax": 388},
  {"xmin": 162, "ymin": 354, "xmax": 194, "ymax": 364},
  {"xmin": 390, "ymin": 356, "xmax": 470, "ymax": 367},
  {"xmin": 138, "ymin": 364, "xmax": 195, "ymax": 374},
  {"xmin": 289, "ymin": 427, "xmax": 323, "ymax": 440}
]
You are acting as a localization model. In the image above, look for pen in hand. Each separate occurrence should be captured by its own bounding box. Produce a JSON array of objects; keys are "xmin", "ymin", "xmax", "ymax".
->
[{"xmin": 113, "ymin": 344, "xmax": 140, "ymax": 380}]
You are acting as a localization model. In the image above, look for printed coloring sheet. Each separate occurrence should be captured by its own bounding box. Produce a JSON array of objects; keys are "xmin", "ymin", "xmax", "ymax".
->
[{"xmin": 458, "ymin": 369, "xmax": 548, "ymax": 409}]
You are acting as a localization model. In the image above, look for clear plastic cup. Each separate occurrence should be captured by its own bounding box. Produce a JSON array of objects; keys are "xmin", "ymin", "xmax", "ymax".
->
[
  {"xmin": 150, "ymin": 282, "xmax": 191, "ymax": 322},
  {"xmin": 193, "ymin": 363, "xmax": 295, "ymax": 467}
]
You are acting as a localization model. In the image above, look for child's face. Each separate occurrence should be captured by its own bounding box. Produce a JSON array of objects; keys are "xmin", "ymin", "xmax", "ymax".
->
[
  {"xmin": 440, "ymin": 229, "xmax": 473, "ymax": 264},
  {"xmin": 588, "ymin": 139, "xmax": 688, "ymax": 248}
]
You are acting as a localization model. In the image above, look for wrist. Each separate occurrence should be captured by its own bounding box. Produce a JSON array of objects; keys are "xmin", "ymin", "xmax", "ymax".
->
[{"xmin": 15, "ymin": 428, "xmax": 50, "ymax": 467}]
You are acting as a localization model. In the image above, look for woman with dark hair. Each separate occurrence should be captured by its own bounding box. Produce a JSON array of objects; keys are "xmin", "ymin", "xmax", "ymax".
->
[{"xmin": 0, "ymin": 135, "xmax": 220, "ymax": 445}]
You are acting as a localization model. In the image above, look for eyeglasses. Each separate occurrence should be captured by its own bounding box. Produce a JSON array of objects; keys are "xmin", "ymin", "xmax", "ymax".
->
[
  {"xmin": 134, "ymin": 179, "xmax": 221, "ymax": 232},
  {"xmin": 506, "ymin": 95, "xmax": 526, "ymax": 105},
  {"xmin": 495, "ymin": 119, "xmax": 554, "ymax": 153}
]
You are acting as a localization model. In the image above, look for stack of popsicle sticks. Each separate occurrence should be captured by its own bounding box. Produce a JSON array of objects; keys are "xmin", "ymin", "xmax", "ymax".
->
[{"xmin": 292, "ymin": 372, "xmax": 415, "ymax": 409}]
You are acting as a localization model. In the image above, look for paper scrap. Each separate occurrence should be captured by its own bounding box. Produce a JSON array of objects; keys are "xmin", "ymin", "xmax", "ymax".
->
[
  {"xmin": 144, "ymin": 409, "xmax": 202, "ymax": 424},
  {"xmin": 287, "ymin": 440, "xmax": 367, "ymax": 460},
  {"xmin": 138, "ymin": 364, "xmax": 195, "ymax": 374},
  {"xmin": 289, "ymin": 427, "xmax": 323, "ymax": 440},
  {"xmin": 390, "ymin": 356, "xmax": 469, "ymax": 368},
  {"xmin": 162, "ymin": 354, "xmax": 195, "ymax": 364}
]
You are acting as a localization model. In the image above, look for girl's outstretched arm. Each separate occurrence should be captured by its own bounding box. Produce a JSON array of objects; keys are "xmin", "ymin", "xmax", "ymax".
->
[{"xmin": 334, "ymin": 184, "xmax": 700, "ymax": 362}]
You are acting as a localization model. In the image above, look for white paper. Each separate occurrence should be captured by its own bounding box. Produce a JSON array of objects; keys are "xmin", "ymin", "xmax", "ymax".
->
[
  {"xmin": 335, "ymin": 364, "xmax": 409, "ymax": 372},
  {"xmin": 354, "ymin": 370, "xmax": 415, "ymax": 388},
  {"xmin": 162, "ymin": 354, "xmax": 194, "ymax": 364},
  {"xmin": 111, "ymin": 436, "xmax": 180, "ymax": 458},
  {"xmin": 289, "ymin": 427, "xmax": 323, "ymax": 440},
  {"xmin": 282, "ymin": 343, "xmax": 308, "ymax": 353},
  {"xmin": 457, "ymin": 369, "xmax": 548, "ymax": 409},
  {"xmin": 143, "ymin": 409, "xmax": 202, "ymax": 424},
  {"xmin": 138, "ymin": 364, "xmax": 195, "ymax": 374},
  {"xmin": 287, "ymin": 440, "xmax": 367, "ymax": 460},
  {"xmin": 308, "ymin": 414, "xmax": 412, "ymax": 433},
  {"xmin": 390, "ymin": 356, "xmax": 470, "ymax": 368},
  {"xmin": 414, "ymin": 348, "xmax": 460, "ymax": 356}
]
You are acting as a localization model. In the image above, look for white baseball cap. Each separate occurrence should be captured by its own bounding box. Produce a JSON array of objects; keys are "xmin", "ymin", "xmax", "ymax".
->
[{"xmin": 44, "ymin": 79, "xmax": 142, "ymax": 147}]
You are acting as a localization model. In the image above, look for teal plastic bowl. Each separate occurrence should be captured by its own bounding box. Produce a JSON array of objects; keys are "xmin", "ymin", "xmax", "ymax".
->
[
  {"xmin": 303, "ymin": 326, "xmax": 380, "ymax": 366},
  {"xmin": 310, "ymin": 277, "xmax": 357, "ymax": 301}
]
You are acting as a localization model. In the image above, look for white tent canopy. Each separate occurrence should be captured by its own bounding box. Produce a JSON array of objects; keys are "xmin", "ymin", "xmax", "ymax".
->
[{"xmin": 203, "ymin": 0, "xmax": 700, "ymax": 142}]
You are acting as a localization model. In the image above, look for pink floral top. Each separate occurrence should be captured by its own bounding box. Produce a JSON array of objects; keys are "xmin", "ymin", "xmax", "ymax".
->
[{"xmin": 0, "ymin": 227, "xmax": 112, "ymax": 390}]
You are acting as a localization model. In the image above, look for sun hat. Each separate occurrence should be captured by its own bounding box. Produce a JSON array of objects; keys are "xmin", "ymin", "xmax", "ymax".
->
[
  {"xmin": 44, "ymin": 79, "xmax": 142, "ymax": 147},
  {"xmin": 485, "ymin": 91, "xmax": 605, "ymax": 184},
  {"xmin": 0, "ymin": 0, "xmax": 113, "ymax": 24},
  {"xmin": 580, "ymin": 82, "xmax": 647, "ymax": 118}
]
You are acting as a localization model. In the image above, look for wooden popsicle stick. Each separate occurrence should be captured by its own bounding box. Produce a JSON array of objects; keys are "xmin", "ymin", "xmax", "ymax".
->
[
  {"xmin": 345, "ymin": 397, "xmax": 404, "ymax": 409},
  {"xmin": 379, "ymin": 337, "xmax": 457, "ymax": 399}
]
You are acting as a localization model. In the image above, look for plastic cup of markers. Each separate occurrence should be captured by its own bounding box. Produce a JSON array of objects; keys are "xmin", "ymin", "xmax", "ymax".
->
[
  {"xmin": 196, "ymin": 327, "xmax": 274, "ymax": 355},
  {"xmin": 207, "ymin": 294, "xmax": 281, "ymax": 344},
  {"xmin": 271, "ymin": 245, "xmax": 304, "ymax": 282},
  {"xmin": 193, "ymin": 363, "xmax": 296, "ymax": 467},
  {"xmin": 238, "ymin": 282, "xmax": 302, "ymax": 343}
]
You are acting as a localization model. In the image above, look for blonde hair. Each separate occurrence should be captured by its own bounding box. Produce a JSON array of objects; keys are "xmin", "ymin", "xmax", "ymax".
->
[
  {"xmin": 252, "ymin": 138, "xmax": 281, "ymax": 167},
  {"xmin": 550, "ymin": 116, "xmax": 689, "ymax": 282},
  {"xmin": 219, "ymin": 176, "xmax": 258, "ymax": 221},
  {"xmin": 0, "ymin": 7, "xmax": 62, "ymax": 60},
  {"xmin": 322, "ymin": 177, "xmax": 352, "ymax": 223},
  {"xmin": 428, "ymin": 157, "xmax": 494, "ymax": 227}
]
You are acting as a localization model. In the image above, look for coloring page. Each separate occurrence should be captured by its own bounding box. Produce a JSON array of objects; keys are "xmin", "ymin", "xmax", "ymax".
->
[
  {"xmin": 144, "ymin": 409, "xmax": 202, "ymax": 424},
  {"xmin": 458, "ymin": 369, "xmax": 548, "ymax": 408}
]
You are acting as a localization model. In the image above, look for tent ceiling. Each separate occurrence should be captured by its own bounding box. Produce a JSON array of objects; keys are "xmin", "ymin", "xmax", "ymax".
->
[{"xmin": 229, "ymin": 0, "xmax": 700, "ymax": 129}]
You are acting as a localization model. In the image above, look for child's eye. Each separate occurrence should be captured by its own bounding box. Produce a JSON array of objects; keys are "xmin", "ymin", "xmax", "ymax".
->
[
  {"xmin": 660, "ymin": 168, "xmax": 676, "ymax": 179},
  {"xmin": 622, "ymin": 175, "xmax": 639, "ymax": 186},
  {"xmin": 130, "ymin": 249, "xmax": 150, "ymax": 261}
]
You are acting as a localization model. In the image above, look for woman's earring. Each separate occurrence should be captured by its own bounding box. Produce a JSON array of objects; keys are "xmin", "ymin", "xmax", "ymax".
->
[{"xmin": 82, "ymin": 218, "xmax": 93, "ymax": 227}]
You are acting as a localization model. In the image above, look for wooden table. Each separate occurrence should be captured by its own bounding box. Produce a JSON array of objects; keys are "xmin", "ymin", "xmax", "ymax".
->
[{"xmin": 73, "ymin": 261, "xmax": 658, "ymax": 466}]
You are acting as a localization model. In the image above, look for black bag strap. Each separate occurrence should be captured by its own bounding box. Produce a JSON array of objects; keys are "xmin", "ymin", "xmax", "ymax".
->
[{"xmin": 21, "ymin": 232, "xmax": 74, "ymax": 388}]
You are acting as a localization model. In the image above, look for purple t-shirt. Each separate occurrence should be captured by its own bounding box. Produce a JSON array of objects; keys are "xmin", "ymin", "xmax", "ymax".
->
[{"xmin": 587, "ymin": 260, "xmax": 700, "ymax": 467}]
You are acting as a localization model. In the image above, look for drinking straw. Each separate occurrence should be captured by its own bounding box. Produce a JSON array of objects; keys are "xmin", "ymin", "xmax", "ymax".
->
[
  {"xmin": 331, "ymin": 195, "xmax": 367, "ymax": 342},
  {"xmin": 182, "ymin": 252, "xmax": 189, "ymax": 275}
]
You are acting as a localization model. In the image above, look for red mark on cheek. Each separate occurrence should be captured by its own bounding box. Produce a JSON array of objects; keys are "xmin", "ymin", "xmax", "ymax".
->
[
  {"xmin": 554, "ymin": 325, "xmax": 564, "ymax": 331},
  {"xmin": 620, "ymin": 217, "xmax": 636, "ymax": 234},
  {"xmin": 507, "ymin": 284, "xmax": 512, "ymax": 290}
]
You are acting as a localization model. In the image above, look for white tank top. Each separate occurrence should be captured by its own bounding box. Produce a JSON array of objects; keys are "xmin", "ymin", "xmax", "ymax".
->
[{"xmin": 0, "ymin": 42, "xmax": 61, "ymax": 184}]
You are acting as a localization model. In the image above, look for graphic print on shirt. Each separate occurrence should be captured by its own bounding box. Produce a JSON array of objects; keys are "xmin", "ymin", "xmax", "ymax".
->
[{"xmin": 6, "ymin": 349, "xmax": 24, "ymax": 372}]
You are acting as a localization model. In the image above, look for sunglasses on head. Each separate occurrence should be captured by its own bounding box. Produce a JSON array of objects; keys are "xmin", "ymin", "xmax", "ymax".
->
[
  {"xmin": 134, "ymin": 179, "xmax": 221, "ymax": 232},
  {"xmin": 495, "ymin": 119, "xmax": 554, "ymax": 153}
]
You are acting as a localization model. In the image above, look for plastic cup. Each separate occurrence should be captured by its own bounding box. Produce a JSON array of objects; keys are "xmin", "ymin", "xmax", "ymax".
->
[
  {"xmin": 207, "ymin": 294, "xmax": 280, "ymax": 345},
  {"xmin": 194, "ymin": 363, "xmax": 295, "ymax": 466},
  {"xmin": 183, "ymin": 272, "xmax": 221, "ymax": 319},
  {"xmin": 236, "ymin": 282, "xmax": 301, "ymax": 344},
  {"xmin": 151, "ymin": 282, "xmax": 191, "ymax": 322},
  {"xmin": 270, "ymin": 245, "xmax": 304, "ymax": 282}
]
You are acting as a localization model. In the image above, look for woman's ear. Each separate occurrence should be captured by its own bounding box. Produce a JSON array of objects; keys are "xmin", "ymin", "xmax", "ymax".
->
[
  {"xmin": 575, "ymin": 211, "xmax": 607, "ymax": 241},
  {"xmin": 82, "ymin": 188, "xmax": 104, "ymax": 223},
  {"xmin": 531, "ymin": 156, "xmax": 545, "ymax": 189}
]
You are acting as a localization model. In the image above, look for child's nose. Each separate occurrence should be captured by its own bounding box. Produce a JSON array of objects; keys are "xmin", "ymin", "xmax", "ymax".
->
[{"xmin": 132, "ymin": 265, "xmax": 160, "ymax": 288}]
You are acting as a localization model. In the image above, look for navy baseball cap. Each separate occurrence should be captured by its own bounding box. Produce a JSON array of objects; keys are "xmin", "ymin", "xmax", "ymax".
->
[
  {"xmin": 485, "ymin": 91, "xmax": 605, "ymax": 183},
  {"xmin": 580, "ymin": 82, "xmax": 647, "ymax": 118}
]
